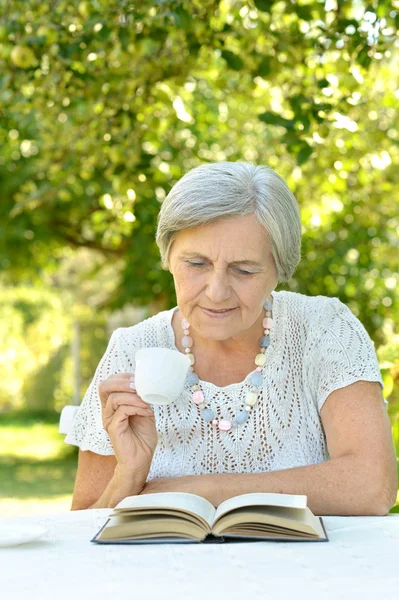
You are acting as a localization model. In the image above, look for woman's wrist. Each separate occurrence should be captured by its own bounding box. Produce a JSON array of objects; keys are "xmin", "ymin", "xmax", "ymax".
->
[
  {"xmin": 109, "ymin": 464, "xmax": 149, "ymax": 504},
  {"xmin": 114, "ymin": 463, "xmax": 149, "ymax": 490},
  {"xmin": 88, "ymin": 463, "xmax": 150, "ymax": 509}
]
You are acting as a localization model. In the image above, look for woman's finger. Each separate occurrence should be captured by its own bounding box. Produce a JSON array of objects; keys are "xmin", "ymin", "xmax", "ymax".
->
[
  {"xmin": 103, "ymin": 395, "xmax": 151, "ymax": 424},
  {"xmin": 106, "ymin": 392, "xmax": 151, "ymax": 414},
  {"xmin": 102, "ymin": 403, "xmax": 153, "ymax": 432},
  {"xmin": 98, "ymin": 376, "xmax": 137, "ymax": 406}
]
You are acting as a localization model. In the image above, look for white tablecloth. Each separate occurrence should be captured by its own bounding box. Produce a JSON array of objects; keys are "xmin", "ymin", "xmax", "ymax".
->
[{"xmin": 1, "ymin": 510, "xmax": 398, "ymax": 600}]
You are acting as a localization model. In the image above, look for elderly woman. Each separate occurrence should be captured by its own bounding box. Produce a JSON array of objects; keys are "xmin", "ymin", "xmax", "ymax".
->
[{"xmin": 66, "ymin": 162, "xmax": 397, "ymax": 515}]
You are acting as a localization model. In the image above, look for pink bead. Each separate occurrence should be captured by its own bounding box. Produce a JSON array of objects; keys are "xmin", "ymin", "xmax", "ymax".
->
[
  {"xmin": 182, "ymin": 335, "xmax": 193, "ymax": 348},
  {"xmin": 219, "ymin": 419, "xmax": 232, "ymax": 431},
  {"xmin": 262, "ymin": 317, "xmax": 273, "ymax": 329},
  {"xmin": 192, "ymin": 390, "xmax": 205, "ymax": 405},
  {"xmin": 183, "ymin": 329, "xmax": 189, "ymax": 335},
  {"xmin": 256, "ymin": 367, "xmax": 262, "ymax": 372},
  {"xmin": 182, "ymin": 318, "xmax": 190, "ymax": 329},
  {"xmin": 212, "ymin": 419, "xmax": 219, "ymax": 425}
]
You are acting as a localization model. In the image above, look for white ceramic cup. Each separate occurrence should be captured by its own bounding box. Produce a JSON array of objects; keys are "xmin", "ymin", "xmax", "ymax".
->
[{"xmin": 134, "ymin": 347, "xmax": 191, "ymax": 405}]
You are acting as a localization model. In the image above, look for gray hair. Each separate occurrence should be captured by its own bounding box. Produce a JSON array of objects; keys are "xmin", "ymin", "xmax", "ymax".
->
[{"xmin": 155, "ymin": 162, "xmax": 302, "ymax": 283}]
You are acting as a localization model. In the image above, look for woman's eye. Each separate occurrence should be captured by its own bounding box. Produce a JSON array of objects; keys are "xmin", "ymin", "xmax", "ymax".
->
[
  {"xmin": 236, "ymin": 269, "xmax": 253, "ymax": 276},
  {"xmin": 187, "ymin": 261, "xmax": 206, "ymax": 268},
  {"xmin": 186, "ymin": 261, "xmax": 254, "ymax": 276}
]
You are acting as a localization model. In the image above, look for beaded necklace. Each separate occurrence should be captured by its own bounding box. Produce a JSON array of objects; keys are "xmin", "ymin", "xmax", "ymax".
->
[{"xmin": 181, "ymin": 299, "xmax": 273, "ymax": 432}]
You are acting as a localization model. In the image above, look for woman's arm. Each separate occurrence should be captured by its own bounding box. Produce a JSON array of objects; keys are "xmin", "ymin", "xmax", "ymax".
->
[
  {"xmin": 70, "ymin": 450, "xmax": 148, "ymax": 510},
  {"xmin": 70, "ymin": 371, "xmax": 158, "ymax": 510},
  {"xmin": 141, "ymin": 381, "xmax": 398, "ymax": 515}
]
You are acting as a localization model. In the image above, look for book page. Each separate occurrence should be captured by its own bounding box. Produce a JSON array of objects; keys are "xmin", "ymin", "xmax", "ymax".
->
[
  {"xmin": 212, "ymin": 506, "xmax": 327, "ymax": 540},
  {"xmin": 213, "ymin": 492, "xmax": 307, "ymax": 525},
  {"xmin": 97, "ymin": 514, "xmax": 207, "ymax": 542},
  {"xmin": 114, "ymin": 492, "xmax": 216, "ymax": 526}
]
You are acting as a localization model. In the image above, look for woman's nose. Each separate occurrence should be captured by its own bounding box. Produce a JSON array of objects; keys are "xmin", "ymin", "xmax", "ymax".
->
[{"xmin": 205, "ymin": 270, "xmax": 231, "ymax": 303}]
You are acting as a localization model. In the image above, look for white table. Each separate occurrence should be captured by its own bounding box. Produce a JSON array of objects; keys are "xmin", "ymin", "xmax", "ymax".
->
[{"xmin": 1, "ymin": 510, "xmax": 398, "ymax": 600}]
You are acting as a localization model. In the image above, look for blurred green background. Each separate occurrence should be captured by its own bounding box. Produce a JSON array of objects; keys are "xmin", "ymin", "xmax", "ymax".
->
[{"xmin": 0, "ymin": 0, "xmax": 398, "ymax": 516}]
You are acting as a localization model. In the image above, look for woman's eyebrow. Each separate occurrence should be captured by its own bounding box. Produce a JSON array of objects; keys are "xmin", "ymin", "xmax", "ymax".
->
[{"xmin": 178, "ymin": 252, "xmax": 262, "ymax": 267}]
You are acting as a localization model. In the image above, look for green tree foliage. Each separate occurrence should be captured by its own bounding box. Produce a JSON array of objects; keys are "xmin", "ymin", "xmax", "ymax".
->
[
  {"xmin": 0, "ymin": 283, "xmax": 110, "ymax": 411},
  {"xmin": 0, "ymin": 0, "xmax": 398, "ymax": 344}
]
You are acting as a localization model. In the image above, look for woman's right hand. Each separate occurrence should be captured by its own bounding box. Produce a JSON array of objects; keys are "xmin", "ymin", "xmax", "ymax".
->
[{"xmin": 99, "ymin": 373, "xmax": 158, "ymax": 477}]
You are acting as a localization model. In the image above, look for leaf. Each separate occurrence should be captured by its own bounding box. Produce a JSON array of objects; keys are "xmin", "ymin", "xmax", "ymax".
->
[
  {"xmin": 151, "ymin": 27, "xmax": 169, "ymax": 42},
  {"xmin": 257, "ymin": 56, "xmax": 272, "ymax": 77},
  {"xmin": 336, "ymin": 18, "xmax": 359, "ymax": 33},
  {"xmin": 173, "ymin": 8, "xmax": 191, "ymax": 29},
  {"xmin": 118, "ymin": 27, "xmax": 130, "ymax": 51},
  {"xmin": 296, "ymin": 143, "xmax": 313, "ymax": 165},
  {"xmin": 258, "ymin": 111, "xmax": 295, "ymax": 129},
  {"xmin": 221, "ymin": 50, "xmax": 244, "ymax": 71},
  {"xmin": 317, "ymin": 78, "xmax": 329, "ymax": 89},
  {"xmin": 295, "ymin": 5, "xmax": 314, "ymax": 21},
  {"xmin": 253, "ymin": 0, "xmax": 275, "ymax": 13},
  {"xmin": 357, "ymin": 45, "xmax": 372, "ymax": 69}
]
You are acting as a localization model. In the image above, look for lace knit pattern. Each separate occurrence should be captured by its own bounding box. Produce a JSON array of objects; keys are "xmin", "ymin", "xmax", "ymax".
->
[{"xmin": 65, "ymin": 291, "xmax": 385, "ymax": 480}]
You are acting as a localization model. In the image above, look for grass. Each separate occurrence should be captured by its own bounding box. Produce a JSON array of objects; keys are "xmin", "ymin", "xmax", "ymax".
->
[
  {"xmin": 0, "ymin": 411, "xmax": 78, "ymax": 516},
  {"xmin": 0, "ymin": 410, "xmax": 398, "ymax": 517}
]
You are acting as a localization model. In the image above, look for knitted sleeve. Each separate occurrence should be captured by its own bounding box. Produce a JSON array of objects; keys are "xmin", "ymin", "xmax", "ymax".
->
[
  {"xmin": 305, "ymin": 299, "xmax": 384, "ymax": 413},
  {"xmin": 64, "ymin": 329, "xmax": 126, "ymax": 454}
]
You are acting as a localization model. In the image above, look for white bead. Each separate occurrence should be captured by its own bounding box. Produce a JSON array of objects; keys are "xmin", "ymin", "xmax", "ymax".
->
[
  {"xmin": 184, "ymin": 329, "xmax": 189, "ymax": 335},
  {"xmin": 185, "ymin": 348, "xmax": 191, "ymax": 353},
  {"xmin": 245, "ymin": 405, "xmax": 251, "ymax": 412}
]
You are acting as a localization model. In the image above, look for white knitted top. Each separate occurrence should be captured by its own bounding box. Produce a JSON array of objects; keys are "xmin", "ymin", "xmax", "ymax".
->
[{"xmin": 65, "ymin": 291, "xmax": 385, "ymax": 480}]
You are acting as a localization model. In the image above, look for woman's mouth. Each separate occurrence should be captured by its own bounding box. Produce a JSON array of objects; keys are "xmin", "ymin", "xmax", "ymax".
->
[{"xmin": 200, "ymin": 307, "xmax": 236, "ymax": 319}]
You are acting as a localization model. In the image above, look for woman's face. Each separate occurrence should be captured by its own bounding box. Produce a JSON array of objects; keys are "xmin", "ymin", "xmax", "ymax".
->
[{"xmin": 168, "ymin": 214, "xmax": 278, "ymax": 343}]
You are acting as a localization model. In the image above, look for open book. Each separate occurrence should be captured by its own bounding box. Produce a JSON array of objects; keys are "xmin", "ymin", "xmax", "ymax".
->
[{"xmin": 91, "ymin": 492, "xmax": 328, "ymax": 544}]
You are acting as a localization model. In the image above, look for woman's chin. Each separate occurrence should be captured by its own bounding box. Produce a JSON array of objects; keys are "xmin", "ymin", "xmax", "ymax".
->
[{"xmin": 194, "ymin": 321, "xmax": 240, "ymax": 341}]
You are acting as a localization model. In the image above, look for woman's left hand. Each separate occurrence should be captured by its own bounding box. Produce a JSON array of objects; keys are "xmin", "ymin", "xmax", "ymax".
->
[{"xmin": 140, "ymin": 475, "xmax": 209, "ymax": 499}]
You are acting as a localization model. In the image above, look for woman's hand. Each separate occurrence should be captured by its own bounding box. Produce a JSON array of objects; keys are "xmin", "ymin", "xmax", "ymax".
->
[
  {"xmin": 99, "ymin": 373, "xmax": 158, "ymax": 478},
  {"xmin": 140, "ymin": 475, "xmax": 212, "ymax": 502}
]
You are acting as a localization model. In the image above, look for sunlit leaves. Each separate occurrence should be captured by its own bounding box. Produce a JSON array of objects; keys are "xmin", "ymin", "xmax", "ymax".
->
[
  {"xmin": 0, "ymin": 0, "xmax": 398, "ymax": 343},
  {"xmin": 221, "ymin": 50, "xmax": 244, "ymax": 70}
]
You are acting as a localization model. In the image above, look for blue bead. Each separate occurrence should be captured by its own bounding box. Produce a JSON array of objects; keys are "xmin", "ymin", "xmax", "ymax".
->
[
  {"xmin": 260, "ymin": 336, "xmax": 270, "ymax": 347},
  {"xmin": 251, "ymin": 372, "xmax": 263, "ymax": 387},
  {"xmin": 201, "ymin": 408, "xmax": 215, "ymax": 422},
  {"xmin": 187, "ymin": 373, "xmax": 199, "ymax": 385},
  {"xmin": 233, "ymin": 411, "xmax": 248, "ymax": 425},
  {"xmin": 264, "ymin": 299, "xmax": 272, "ymax": 311}
]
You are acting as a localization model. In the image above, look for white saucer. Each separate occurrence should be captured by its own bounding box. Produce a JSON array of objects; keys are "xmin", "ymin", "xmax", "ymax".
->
[{"xmin": 0, "ymin": 524, "xmax": 48, "ymax": 547}]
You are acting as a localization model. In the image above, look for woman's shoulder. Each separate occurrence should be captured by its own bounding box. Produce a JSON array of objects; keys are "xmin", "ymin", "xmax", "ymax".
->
[
  {"xmin": 112, "ymin": 307, "xmax": 176, "ymax": 349},
  {"xmin": 274, "ymin": 290, "xmax": 357, "ymax": 337},
  {"xmin": 275, "ymin": 289, "xmax": 346, "ymax": 318}
]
